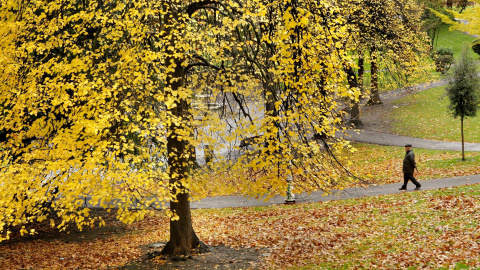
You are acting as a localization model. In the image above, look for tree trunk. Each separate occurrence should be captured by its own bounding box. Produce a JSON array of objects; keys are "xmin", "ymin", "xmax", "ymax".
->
[
  {"xmin": 358, "ymin": 54, "xmax": 364, "ymax": 87},
  {"xmin": 160, "ymin": 8, "xmax": 208, "ymax": 257},
  {"xmin": 349, "ymin": 102, "xmax": 362, "ymax": 128},
  {"xmin": 367, "ymin": 45, "xmax": 382, "ymax": 105},
  {"xmin": 461, "ymin": 116, "xmax": 465, "ymax": 161},
  {"xmin": 160, "ymin": 63, "xmax": 209, "ymax": 257},
  {"xmin": 446, "ymin": 0, "xmax": 453, "ymax": 8},
  {"xmin": 265, "ymin": 82, "xmax": 276, "ymax": 117},
  {"xmin": 348, "ymin": 53, "xmax": 364, "ymax": 128}
]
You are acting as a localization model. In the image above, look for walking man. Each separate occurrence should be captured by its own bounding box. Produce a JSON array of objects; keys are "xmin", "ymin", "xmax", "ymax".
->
[{"xmin": 399, "ymin": 144, "xmax": 421, "ymax": 191}]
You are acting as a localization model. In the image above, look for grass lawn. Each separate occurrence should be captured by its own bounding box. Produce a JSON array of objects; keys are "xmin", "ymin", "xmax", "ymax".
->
[
  {"xmin": 2, "ymin": 184, "xmax": 480, "ymax": 269},
  {"xmin": 433, "ymin": 24, "xmax": 478, "ymax": 60},
  {"xmin": 389, "ymin": 85, "xmax": 480, "ymax": 143},
  {"xmin": 347, "ymin": 143, "xmax": 480, "ymax": 185}
]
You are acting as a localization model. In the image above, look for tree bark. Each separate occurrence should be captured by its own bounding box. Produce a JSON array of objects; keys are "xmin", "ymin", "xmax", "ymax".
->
[
  {"xmin": 367, "ymin": 45, "xmax": 382, "ymax": 105},
  {"xmin": 348, "ymin": 53, "xmax": 364, "ymax": 128},
  {"xmin": 461, "ymin": 116, "xmax": 465, "ymax": 161},
  {"xmin": 160, "ymin": 7, "xmax": 208, "ymax": 257},
  {"xmin": 161, "ymin": 88, "xmax": 208, "ymax": 256},
  {"xmin": 446, "ymin": 0, "xmax": 453, "ymax": 8}
]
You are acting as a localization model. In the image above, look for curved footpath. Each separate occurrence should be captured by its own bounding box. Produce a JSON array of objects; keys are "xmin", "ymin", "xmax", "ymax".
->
[
  {"xmin": 192, "ymin": 130, "xmax": 480, "ymax": 209},
  {"xmin": 191, "ymin": 175, "xmax": 480, "ymax": 209},
  {"xmin": 341, "ymin": 129, "xmax": 480, "ymax": 151},
  {"xmin": 190, "ymin": 77, "xmax": 480, "ymax": 209}
]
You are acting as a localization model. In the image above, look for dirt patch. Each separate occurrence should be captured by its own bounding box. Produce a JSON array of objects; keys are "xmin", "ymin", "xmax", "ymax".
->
[
  {"xmin": 2, "ymin": 209, "xmax": 268, "ymax": 270},
  {"xmin": 358, "ymin": 80, "xmax": 449, "ymax": 133},
  {"xmin": 360, "ymin": 102, "xmax": 395, "ymax": 132},
  {"xmin": 119, "ymin": 244, "xmax": 269, "ymax": 270}
]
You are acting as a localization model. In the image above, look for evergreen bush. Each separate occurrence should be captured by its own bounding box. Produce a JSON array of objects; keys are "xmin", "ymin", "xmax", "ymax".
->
[
  {"xmin": 434, "ymin": 47, "xmax": 454, "ymax": 74},
  {"xmin": 472, "ymin": 39, "xmax": 480, "ymax": 56}
]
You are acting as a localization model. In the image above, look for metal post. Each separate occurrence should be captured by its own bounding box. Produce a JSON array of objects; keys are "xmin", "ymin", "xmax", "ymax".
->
[{"xmin": 285, "ymin": 173, "xmax": 295, "ymax": 204}]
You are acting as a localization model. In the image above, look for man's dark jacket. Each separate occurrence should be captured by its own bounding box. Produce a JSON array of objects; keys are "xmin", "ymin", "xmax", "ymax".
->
[{"xmin": 403, "ymin": 150, "xmax": 416, "ymax": 174}]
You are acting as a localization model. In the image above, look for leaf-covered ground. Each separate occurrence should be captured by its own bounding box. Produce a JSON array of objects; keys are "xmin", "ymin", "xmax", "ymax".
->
[{"xmin": 2, "ymin": 184, "xmax": 480, "ymax": 269}]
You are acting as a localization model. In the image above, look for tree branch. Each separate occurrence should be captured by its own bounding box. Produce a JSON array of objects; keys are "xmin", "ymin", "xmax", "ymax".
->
[
  {"xmin": 184, "ymin": 55, "xmax": 223, "ymax": 73},
  {"xmin": 186, "ymin": 1, "xmax": 219, "ymax": 17}
]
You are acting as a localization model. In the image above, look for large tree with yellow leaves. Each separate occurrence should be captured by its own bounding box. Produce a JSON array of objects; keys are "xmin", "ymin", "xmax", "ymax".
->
[{"xmin": 1, "ymin": 0, "xmax": 360, "ymax": 256}]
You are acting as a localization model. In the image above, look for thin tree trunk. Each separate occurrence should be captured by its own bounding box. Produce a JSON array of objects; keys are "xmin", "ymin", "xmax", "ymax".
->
[
  {"xmin": 461, "ymin": 116, "xmax": 465, "ymax": 161},
  {"xmin": 345, "ymin": 61, "xmax": 362, "ymax": 128},
  {"xmin": 367, "ymin": 45, "xmax": 382, "ymax": 105},
  {"xmin": 349, "ymin": 53, "xmax": 364, "ymax": 127},
  {"xmin": 446, "ymin": 0, "xmax": 453, "ymax": 8},
  {"xmin": 358, "ymin": 54, "xmax": 364, "ymax": 86}
]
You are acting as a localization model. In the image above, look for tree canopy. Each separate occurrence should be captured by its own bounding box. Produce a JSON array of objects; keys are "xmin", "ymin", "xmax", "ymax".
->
[
  {"xmin": 430, "ymin": 0, "xmax": 480, "ymax": 37},
  {"xmin": 0, "ymin": 0, "xmax": 363, "ymax": 252}
]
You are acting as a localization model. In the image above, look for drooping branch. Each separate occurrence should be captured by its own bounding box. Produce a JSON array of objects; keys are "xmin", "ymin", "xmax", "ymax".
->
[
  {"xmin": 186, "ymin": 0, "xmax": 219, "ymax": 17},
  {"xmin": 184, "ymin": 55, "xmax": 223, "ymax": 73}
]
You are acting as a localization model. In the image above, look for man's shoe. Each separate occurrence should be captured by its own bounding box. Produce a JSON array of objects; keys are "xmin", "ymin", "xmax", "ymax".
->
[
  {"xmin": 399, "ymin": 187, "xmax": 407, "ymax": 191},
  {"xmin": 414, "ymin": 186, "xmax": 421, "ymax": 190}
]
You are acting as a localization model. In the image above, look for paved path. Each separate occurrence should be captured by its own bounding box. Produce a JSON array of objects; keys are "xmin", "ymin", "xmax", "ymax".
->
[
  {"xmin": 191, "ymin": 174, "xmax": 480, "ymax": 209},
  {"xmin": 339, "ymin": 74, "xmax": 480, "ymax": 152},
  {"xmin": 339, "ymin": 129, "xmax": 480, "ymax": 151}
]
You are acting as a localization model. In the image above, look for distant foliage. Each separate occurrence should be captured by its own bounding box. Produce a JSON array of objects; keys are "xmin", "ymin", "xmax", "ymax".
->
[
  {"xmin": 429, "ymin": 1, "xmax": 480, "ymax": 37},
  {"xmin": 436, "ymin": 47, "xmax": 454, "ymax": 56}
]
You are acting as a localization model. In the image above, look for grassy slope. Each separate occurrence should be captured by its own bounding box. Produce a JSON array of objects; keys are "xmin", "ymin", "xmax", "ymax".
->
[
  {"xmin": 433, "ymin": 24, "xmax": 478, "ymax": 60},
  {"xmin": 390, "ymin": 85, "xmax": 480, "ymax": 143},
  {"xmin": 348, "ymin": 143, "xmax": 480, "ymax": 185},
  {"xmin": 385, "ymin": 25, "xmax": 480, "ymax": 143}
]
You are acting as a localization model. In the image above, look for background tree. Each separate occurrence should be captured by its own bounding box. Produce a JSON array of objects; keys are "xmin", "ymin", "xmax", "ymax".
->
[
  {"xmin": 339, "ymin": 0, "xmax": 432, "ymax": 123},
  {"xmin": 446, "ymin": 47, "xmax": 480, "ymax": 160},
  {"xmin": 418, "ymin": 0, "xmax": 455, "ymax": 47},
  {"xmin": 473, "ymin": 38, "xmax": 480, "ymax": 56},
  {"xmin": 430, "ymin": 0, "xmax": 480, "ymax": 37}
]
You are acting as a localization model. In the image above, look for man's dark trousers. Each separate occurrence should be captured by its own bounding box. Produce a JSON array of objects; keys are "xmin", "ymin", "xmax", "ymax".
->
[{"xmin": 402, "ymin": 173, "xmax": 420, "ymax": 189}]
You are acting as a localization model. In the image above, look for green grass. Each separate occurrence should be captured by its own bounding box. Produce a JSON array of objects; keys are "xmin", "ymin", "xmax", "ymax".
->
[
  {"xmin": 433, "ymin": 24, "xmax": 478, "ymax": 60},
  {"xmin": 390, "ymin": 85, "xmax": 480, "ymax": 143},
  {"xmin": 346, "ymin": 143, "xmax": 480, "ymax": 186}
]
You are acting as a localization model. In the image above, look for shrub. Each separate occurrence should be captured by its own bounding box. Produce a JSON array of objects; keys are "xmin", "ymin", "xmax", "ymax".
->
[
  {"xmin": 472, "ymin": 39, "xmax": 480, "ymax": 56},
  {"xmin": 436, "ymin": 47, "xmax": 454, "ymax": 56},
  {"xmin": 434, "ymin": 47, "xmax": 454, "ymax": 74}
]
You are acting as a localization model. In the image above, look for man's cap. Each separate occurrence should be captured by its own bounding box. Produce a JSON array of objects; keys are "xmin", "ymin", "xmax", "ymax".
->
[{"xmin": 405, "ymin": 144, "xmax": 412, "ymax": 147}]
